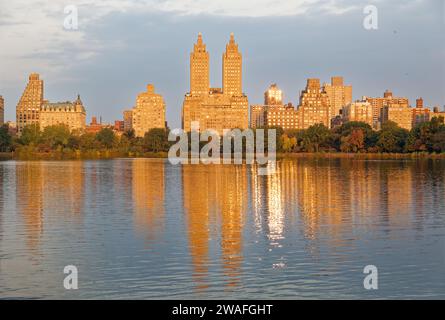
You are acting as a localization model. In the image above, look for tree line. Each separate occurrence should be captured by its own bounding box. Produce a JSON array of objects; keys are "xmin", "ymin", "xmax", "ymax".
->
[{"xmin": 0, "ymin": 116, "xmax": 444, "ymax": 157}]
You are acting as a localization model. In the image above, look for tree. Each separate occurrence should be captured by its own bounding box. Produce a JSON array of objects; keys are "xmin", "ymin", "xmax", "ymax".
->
[
  {"xmin": 78, "ymin": 132, "xmax": 97, "ymax": 150},
  {"xmin": 19, "ymin": 124, "xmax": 41, "ymax": 145},
  {"xmin": 0, "ymin": 125, "xmax": 12, "ymax": 152},
  {"xmin": 302, "ymin": 124, "xmax": 332, "ymax": 152},
  {"xmin": 406, "ymin": 117, "xmax": 445, "ymax": 152},
  {"xmin": 96, "ymin": 128, "xmax": 116, "ymax": 149},
  {"xmin": 376, "ymin": 121, "xmax": 409, "ymax": 153},
  {"xmin": 340, "ymin": 128, "xmax": 365, "ymax": 153},
  {"xmin": 144, "ymin": 128, "xmax": 169, "ymax": 152},
  {"xmin": 280, "ymin": 134, "xmax": 297, "ymax": 153},
  {"xmin": 40, "ymin": 124, "xmax": 71, "ymax": 150}
]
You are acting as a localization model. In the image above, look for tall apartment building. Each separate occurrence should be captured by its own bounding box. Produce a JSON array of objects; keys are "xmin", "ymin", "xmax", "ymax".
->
[
  {"xmin": 381, "ymin": 104, "xmax": 413, "ymax": 130},
  {"xmin": 364, "ymin": 90, "xmax": 409, "ymax": 128},
  {"xmin": 182, "ymin": 33, "xmax": 249, "ymax": 135},
  {"xmin": 131, "ymin": 84, "xmax": 166, "ymax": 137},
  {"xmin": 40, "ymin": 95, "xmax": 86, "ymax": 131},
  {"xmin": 323, "ymin": 76, "xmax": 352, "ymax": 117},
  {"xmin": 298, "ymin": 79, "xmax": 331, "ymax": 129},
  {"xmin": 264, "ymin": 103, "xmax": 299, "ymax": 130},
  {"xmin": 412, "ymin": 97, "xmax": 430, "ymax": 128},
  {"xmin": 16, "ymin": 73, "xmax": 44, "ymax": 133},
  {"xmin": 123, "ymin": 110, "xmax": 133, "ymax": 132},
  {"xmin": 264, "ymin": 83, "xmax": 283, "ymax": 105},
  {"xmin": 250, "ymin": 105, "xmax": 266, "ymax": 128},
  {"xmin": 342, "ymin": 101, "xmax": 373, "ymax": 127},
  {"xmin": 0, "ymin": 95, "xmax": 4, "ymax": 125}
]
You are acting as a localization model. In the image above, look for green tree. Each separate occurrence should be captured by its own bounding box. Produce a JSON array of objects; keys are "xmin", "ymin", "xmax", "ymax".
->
[
  {"xmin": 376, "ymin": 121, "xmax": 409, "ymax": 153},
  {"xmin": 40, "ymin": 124, "xmax": 71, "ymax": 150},
  {"xmin": 79, "ymin": 132, "xmax": 98, "ymax": 150},
  {"xmin": 19, "ymin": 124, "xmax": 41, "ymax": 145},
  {"xmin": 144, "ymin": 128, "xmax": 169, "ymax": 152},
  {"xmin": 0, "ymin": 125, "xmax": 12, "ymax": 152},
  {"xmin": 302, "ymin": 124, "xmax": 332, "ymax": 152},
  {"xmin": 96, "ymin": 128, "xmax": 116, "ymax": 149}
]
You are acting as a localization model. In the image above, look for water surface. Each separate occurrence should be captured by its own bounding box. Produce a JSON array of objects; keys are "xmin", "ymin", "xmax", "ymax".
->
[{"xmin": 0, "ymin": 158, "xmax": 444, "ymax": 299}]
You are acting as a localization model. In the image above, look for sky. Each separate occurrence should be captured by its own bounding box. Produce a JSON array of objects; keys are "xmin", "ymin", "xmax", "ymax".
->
[{"xmin": 0, "ymin": 0, "xmax": 444, "ymax": 128}]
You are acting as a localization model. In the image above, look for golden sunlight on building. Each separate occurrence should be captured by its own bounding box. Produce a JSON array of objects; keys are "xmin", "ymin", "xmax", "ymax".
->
[
  {"xmin": 364, "ymin": 90, "xmax": 409, "ymax": 128},
  {"xmin": 342, "ymin": 101, "xmax": 373, "ymax": 127},
  {"xmin": 39, "ymin": 95, "xmax": 86, "ymax": 131},
  {"xmin": 182, "ymin": 33, "xmax": 248, "ymax": 134},
  {"xmin": 131, "ymin": 84, "xmax": 166, "ymax": 137},
  {"xmin": 323, "ymin": 76, "xmax": 352, "ymax": 117},
  {"xmin": 298, "ymin": 79, "xmax": 331, "ymax": 129},
  {"xmin": 16, "ymin": 73, "xmax": 44, "ymax": 133}
]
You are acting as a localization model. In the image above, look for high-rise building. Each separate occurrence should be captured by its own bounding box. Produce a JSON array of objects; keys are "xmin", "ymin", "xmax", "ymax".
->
[
  {"xmin": 381, "ymin": 104, "xmax": 413, "ymax": 130},
  {"xmin": 182, "ymin": 33, "xmax": 248, "ymax": 135},
  {"xmin": 412, "ymin": 97, "xmax": 430, "ymax": 128},
  {"xmin": 190, "ymin": 32, "xmax": 210, "ymax": 96},
  {"xmin": 40, "ymin": 95, "xmax": 86, "ymax": 131},
  {"xmin": 222, "ymin": 33, "xmax": 242, "ymax": 97},
  {"xmin": 0, "ymin": 95, "xmax": 4, "ymax": 125},
  {"xmin": 342, "ymin": 101, "xmax": 373, "ymax": 127},
  {"xmin": 364, "ymin": 90, "xmax": 409, "ymax": 128},
  {"xmin": 123, "ymin": 110, "xmax": 133, "ymax": 132},
  {"xmin": 264, "ymin": 103, "xmax": 300, "ymax": 130},
  {"xmin": 250, "ymin": 105, "xmax": 266, "ymax": 128},
  {"xmin": 16, "ymin": 73, "xmax": 44, "ymax": 133},
  {"xmin": 264, "ymin": 83, "xmax": 283, "ymax": 105},
  {"xmin": 323, "ymin": 76, "xmax": 352, "ymax": 117},
  {"xmin": 131, "ymin": 84, "xmax": 166, "ymax": 137},
  {"xmin": 298, "ymin": 79, "xmax": 331, "ymax": 129}
]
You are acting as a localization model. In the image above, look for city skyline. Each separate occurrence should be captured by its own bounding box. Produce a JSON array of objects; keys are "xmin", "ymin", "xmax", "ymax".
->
[{"xmin": 0, "ymin": 0, "xmax": 444, "ymax": 128}]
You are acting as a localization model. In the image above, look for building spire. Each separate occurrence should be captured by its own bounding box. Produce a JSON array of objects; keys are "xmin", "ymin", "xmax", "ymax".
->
[
  {"xmin": 230, "ymin": 32, "xmax": 235, "ymax": 44},
  {"xmin": 197, "ymin": 32, "xmax": 203, "ymax": 45}
]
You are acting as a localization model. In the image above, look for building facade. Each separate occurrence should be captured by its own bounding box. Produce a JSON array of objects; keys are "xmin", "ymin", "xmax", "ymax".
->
[
  {"xmin": 250, "ymin": 105, "xmax": 266, "ymax": 128},
  {"xmin": 412, "ymin": 97, "xmax": 430, "ymax": 128},
  {"xmin": 323, "ymin": 76, "xmax": 352, "ymax": 118},
  {"xmin": 182, "ymin": 33, "xmax": 248, "ymax": 135},
  {"xmin": 123, "ymin": 110, "xmax": 133, "ymax": 132},
  {"xmin": 381, "ymin": 104, "xmax": 413, "ymax": 130},
  {"xmin": 39, "ymin": 95, "xmax": 86, "ymax": 131},
  {"xmin": 431, "ymin": 106, "xmax": 445, "ymax": 124},
  {"xmin": 131, "ymin": 84, "xmax": 166, "ymax": 137},
  {"xmin": 0, "ymin": 95, "xmax": 4, "ymax": 125},
  {"xmin": 264, "ymin": 83, "xmax": 283, "ymax": 105},
  {"xmin": 298, "ymin": 79, "xmax": 331, "ymax": 129},
  {"xmin": 364, "ymin": 90, "xmax": 409, "ymax": 128},
  {"xmin": 16, "ymin": 73, "xmax": 44, "ymax": 133},
  {"xmin": 342, "ymin": 101, "xmax": 373, "ymax": 127},
  {"xmin": 264, "ymin": 103, "xmax": 299, "ymax": 130}
]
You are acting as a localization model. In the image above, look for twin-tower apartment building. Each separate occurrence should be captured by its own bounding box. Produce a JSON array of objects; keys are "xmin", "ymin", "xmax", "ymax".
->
[{"xmin": 181, "ymin": 33, "xmax": 249, "ymax": 135}]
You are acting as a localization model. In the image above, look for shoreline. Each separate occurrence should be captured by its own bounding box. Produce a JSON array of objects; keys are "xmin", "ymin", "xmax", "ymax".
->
[{"xmin": 2, "ymin": 151, "xmax": 445, "ymax": 161}]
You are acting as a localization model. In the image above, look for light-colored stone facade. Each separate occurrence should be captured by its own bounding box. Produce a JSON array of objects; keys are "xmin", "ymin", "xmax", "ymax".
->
[
  {"xmin": 16, "ymin": 73, "xmax": 44, "ymax": 133},
  {"xmin": 40, "ymin": 95, "xmax": 86, "ymax": 131},
  {"xmin": 265, "ymin": 103, "xmax": 299, "ymax": 130},
  {"xmin": 323, "ymin": 76, "xmax": 352, "ymax": 117},
  {"xmin": 123, "ymin": 110, "xmax": 133, "ymax": 132},
  {"xmin": 264, "ymin": 83, "xmax": 282, "ymax": 105},
  {"xmin": 250, "ymin": 104, "xmax": 266, "ymax": 128},
  {"xmin": 381, "ymin": 104, "xmax": 413, "ymax": 130},
  {"xmin": 342, "ymin": 101, "xmax": 373, "ymax": 127},
  {"xmin": 182, "ymin": 33, "xmax": 248, "ymax": 135},
  {"xmin": 364, "ymin": 90, "xmax": 409, "ymax": 128},
  {"xmin": 298, "ymin": 79, "xmax": 331, "ymax": 129},
  {"xmin": 132, "ymin": 84, "xmax": 166, "ymax": 137}
]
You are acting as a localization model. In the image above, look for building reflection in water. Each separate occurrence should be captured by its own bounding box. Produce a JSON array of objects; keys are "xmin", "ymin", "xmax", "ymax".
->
[
  {"xmin": 15, "ymin": 162, "xmax": 85, "ymax": 253},
  {"xmin": 182, "ymin": 164, "xmax": 247, "ymax": 290},
  {"xmin": 132, "ymin": 159, "xmax": 165, "ymax": 243}
]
